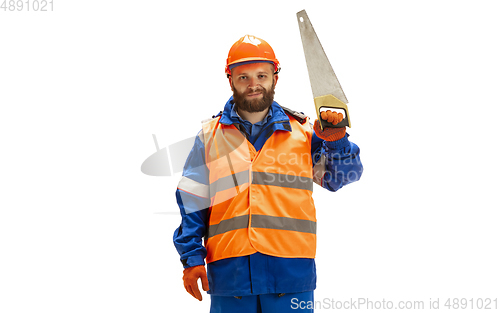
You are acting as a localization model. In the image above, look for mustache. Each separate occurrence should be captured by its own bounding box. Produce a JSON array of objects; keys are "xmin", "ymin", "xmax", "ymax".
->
[{"xmin": 243, "ymin": 86, "xmax": 264, "ymax": 95}]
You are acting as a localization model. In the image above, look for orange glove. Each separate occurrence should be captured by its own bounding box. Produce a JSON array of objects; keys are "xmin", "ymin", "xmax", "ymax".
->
[
  {"xmin": 314, "ymin": 110, "xmax": 346, "ymax": 141},
  {"xmin": 183, "ymin": 265, "xmax": 210, "ymax": 301}
]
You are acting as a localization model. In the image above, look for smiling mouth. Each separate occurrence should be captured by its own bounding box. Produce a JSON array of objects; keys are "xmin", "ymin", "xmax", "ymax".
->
[{"xmin": 247, "ymin": 92, "xmax": 262, "ymax": 97}]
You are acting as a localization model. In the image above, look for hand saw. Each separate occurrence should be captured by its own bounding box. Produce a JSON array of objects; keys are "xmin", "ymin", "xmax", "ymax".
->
[{"xmin": 297, "ymin": 10, "xmax": 351, "ymax": 130}]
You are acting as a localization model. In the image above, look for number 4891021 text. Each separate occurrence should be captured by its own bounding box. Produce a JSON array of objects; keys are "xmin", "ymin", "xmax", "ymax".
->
[{"xmin": 1, "ymin": 0, "xmax": 54, "ymax": 11}]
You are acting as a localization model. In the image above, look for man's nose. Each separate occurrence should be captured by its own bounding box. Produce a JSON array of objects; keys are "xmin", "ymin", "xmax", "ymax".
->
[{"xmin": 248, "ymin": 77, "xmax": 258, "ymax": 88}]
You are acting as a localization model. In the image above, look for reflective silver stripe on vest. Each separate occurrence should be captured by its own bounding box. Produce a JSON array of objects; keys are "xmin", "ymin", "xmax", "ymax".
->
[
  {"xmin": 209, "ymin": 171, "xmax": 250, "ymax": 198},
  {"xmin": 252, "ymin": 172, "xmax": 313, "ymax": 191},
  {"xmin": 251, "ymin": 214, "xmax": 316, "ymax": 234},
  {"xmin": 207, "ymin": 214, "xmax": 316, "ymax": 238},
  {"xmin": 209, "ymin": 171, "xmax": 313, "ymax": 199},
  {"xmin": 177, "ymin": 176, "xmax": 209, "ymax": 198},
  {"xmin": 208, "ymin": 215, "xmax": 249, "ymax": 238}
]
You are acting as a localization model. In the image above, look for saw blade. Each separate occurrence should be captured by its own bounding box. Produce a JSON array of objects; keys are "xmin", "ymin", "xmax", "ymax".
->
[{"xmin": 297, "ymin": 10, "xmax": 348, "ymax": 104}]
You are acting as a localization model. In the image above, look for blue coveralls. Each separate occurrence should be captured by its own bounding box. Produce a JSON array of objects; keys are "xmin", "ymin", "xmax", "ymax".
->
[{"xmin": 173, "ymin": 97, "xmax": 363, "ymax": 312}]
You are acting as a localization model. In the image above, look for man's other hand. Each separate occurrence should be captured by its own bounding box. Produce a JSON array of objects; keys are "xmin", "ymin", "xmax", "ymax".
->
[{"xmin": 183, "ymin": 265, "xmax": 210, "ymax": 301}]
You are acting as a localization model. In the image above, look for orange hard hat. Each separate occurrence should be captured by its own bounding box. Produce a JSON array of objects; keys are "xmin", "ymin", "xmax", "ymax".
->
[{"xmin": 225, "ymin": 35, "xmax": 280, "ymax": 75}]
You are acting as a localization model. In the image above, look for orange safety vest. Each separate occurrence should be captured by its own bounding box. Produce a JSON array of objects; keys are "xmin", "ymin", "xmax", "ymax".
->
[{"xmin": 202, "ymin": 113, "xmax": 317, "ymax": 263}]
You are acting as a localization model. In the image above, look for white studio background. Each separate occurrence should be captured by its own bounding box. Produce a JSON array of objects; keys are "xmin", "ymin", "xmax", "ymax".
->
[{"xmin": 1, "ymin": 1, "xmax": 499, "ymax": 312}]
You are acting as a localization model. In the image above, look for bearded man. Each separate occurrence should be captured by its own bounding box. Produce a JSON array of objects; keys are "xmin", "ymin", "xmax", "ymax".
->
[{"xmin": 173, "ymin": 35, "xmax": 363, "ymax": 313}]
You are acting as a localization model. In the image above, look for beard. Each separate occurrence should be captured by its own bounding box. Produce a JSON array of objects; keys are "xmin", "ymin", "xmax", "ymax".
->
[{"xmin": 231, "ymin": 80, "xmax": 275, "ymax": 113}]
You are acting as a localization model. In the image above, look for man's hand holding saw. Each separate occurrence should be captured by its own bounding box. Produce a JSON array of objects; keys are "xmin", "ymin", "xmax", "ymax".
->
[{"xmin": 313, "ymin": 110, "xmax": 346, "ymax": 141}]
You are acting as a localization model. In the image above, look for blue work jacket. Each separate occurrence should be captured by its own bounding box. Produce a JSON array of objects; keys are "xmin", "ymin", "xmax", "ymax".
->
[{"xmin": 173, "ymin": 96, "xmax": 363, "ymax": 296}]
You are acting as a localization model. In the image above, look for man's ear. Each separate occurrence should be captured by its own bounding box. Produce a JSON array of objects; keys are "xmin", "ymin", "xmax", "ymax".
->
[
  {"xmin": 228, "ymin": 76, "xmax": 233, "ymax": 90},
  {"xmin": 274, "ymin": 74, "xmax": 279, "ymax": 87}
]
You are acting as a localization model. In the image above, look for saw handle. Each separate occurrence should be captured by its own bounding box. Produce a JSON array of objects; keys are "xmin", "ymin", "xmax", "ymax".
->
[
  {"xmin": 320, "ymin": 113, "xmax": 350, "ymax": 129},
  {"xmin": 314, "ymin": 94, "xmax": 351, "ymax": 130}
]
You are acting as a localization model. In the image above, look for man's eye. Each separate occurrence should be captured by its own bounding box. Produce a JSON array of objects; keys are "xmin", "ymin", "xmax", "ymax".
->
[{"xmin": 239, "ymin": 76, "xmax": 247, "ymax": 80}]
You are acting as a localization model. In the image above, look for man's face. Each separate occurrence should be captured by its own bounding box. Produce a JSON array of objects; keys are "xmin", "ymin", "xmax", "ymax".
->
[{"xmin": 229, "ymin": 62, "xmax": 278, "ymax": 113}]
